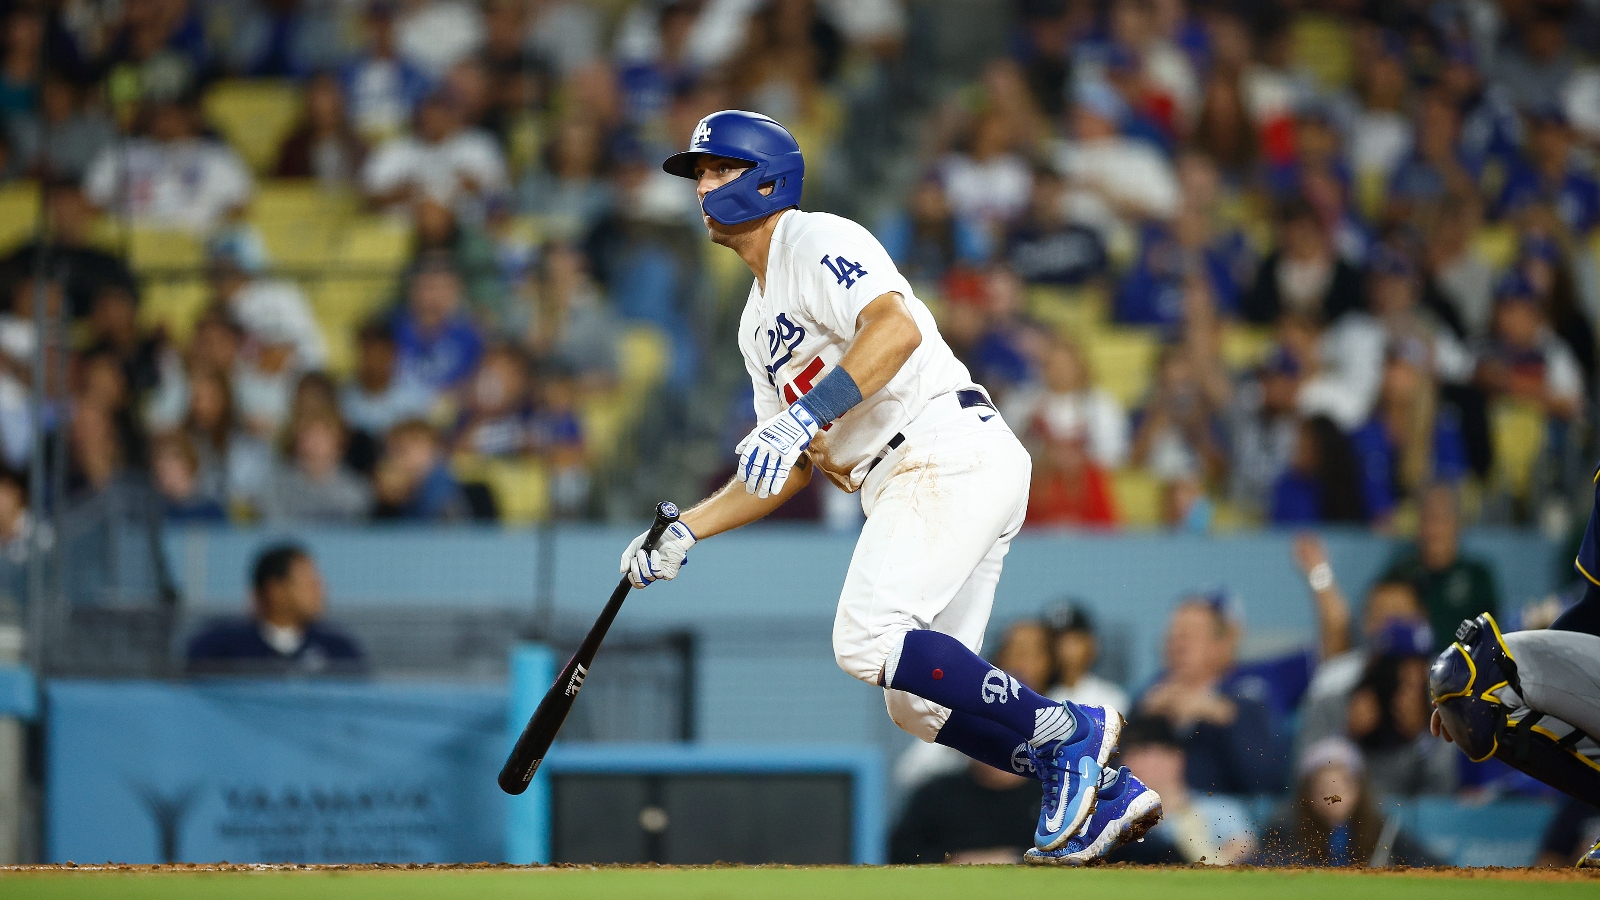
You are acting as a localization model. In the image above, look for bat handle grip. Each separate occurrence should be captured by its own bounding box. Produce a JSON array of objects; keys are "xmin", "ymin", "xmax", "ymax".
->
[{"xmin": 641, "ymin": 501, "xmax": 681, "ymax": 553}]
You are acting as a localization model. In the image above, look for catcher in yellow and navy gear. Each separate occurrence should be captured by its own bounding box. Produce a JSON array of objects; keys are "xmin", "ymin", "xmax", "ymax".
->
[{"xmin": 1426, "ymin": 465, "xmax": 1600, "ymax": 808}]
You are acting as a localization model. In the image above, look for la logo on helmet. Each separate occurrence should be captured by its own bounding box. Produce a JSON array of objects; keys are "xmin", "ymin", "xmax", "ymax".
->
[{"xmin": 692, "ymin": 120, "xmax": 712, "ymax": 148}]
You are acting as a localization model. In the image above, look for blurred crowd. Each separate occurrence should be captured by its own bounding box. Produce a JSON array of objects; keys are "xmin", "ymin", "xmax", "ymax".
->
[
  {"xmin": 891, "ymin": 516, "xmax": 1599, "ymax": 866},
  {"xmin": 0, "ymin": 0, "xmax": 905, "ymax": 526},
  {"xmin": 879, "ymin": 0, "xmax": 1600, "ymax": 535},
  {"xmin": 0, "ymin": 0, "xmax": 1596, "ymax": 534}
]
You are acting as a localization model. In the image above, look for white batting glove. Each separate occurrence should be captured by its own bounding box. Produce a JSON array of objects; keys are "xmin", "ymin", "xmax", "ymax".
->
[
  {"xmin": 619, "ymin": 521, "xmax": 697, "ymax": 589},
  {"xmin": 735, "ymin": 403, "xmax": 821, "ymax": 499}
]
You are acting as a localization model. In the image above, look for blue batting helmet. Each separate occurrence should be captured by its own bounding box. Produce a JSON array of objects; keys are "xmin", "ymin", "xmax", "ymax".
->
[{"xmin": 662, "ymin": 110, "xmax": 803, "ymax": 226}]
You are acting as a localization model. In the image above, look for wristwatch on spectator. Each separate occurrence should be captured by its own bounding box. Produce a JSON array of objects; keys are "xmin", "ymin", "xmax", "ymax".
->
[{"xmin": 1307, "ymin": 561, "xmax": 1335, "ymax": 593}]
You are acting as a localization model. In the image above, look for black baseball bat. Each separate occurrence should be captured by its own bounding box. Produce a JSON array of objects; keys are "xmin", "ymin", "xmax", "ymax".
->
[{"xmin": 498, "ymin": 500, "xmax": 680, "ymax": 795}]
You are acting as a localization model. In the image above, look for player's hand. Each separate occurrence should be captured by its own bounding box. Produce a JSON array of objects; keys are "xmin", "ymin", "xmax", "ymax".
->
[
  {"xmin": 619, "ymin": 521, "xmax": 697, "ymax": 589},
  {"xmin": 734, "ymin": 403, "xmax": 821, "ymax": 499}
]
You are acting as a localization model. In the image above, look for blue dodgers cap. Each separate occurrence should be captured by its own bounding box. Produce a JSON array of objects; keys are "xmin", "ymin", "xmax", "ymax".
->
[
  {"xmin": 662, "ymin": 109, "xmax": 804, "ymax": 226},
  {"xmin": 1368, "ymin": 244, "xmax": 1417, "ymax": 279},
  {"xmin": 1494, "ymin": 270, "xmax": 1539, "ymax": 304},
  {"xmin": 1372, "ymin": 620, "xmax": 1434, "ymax": 657},
  {"xmin": 1073, "ymin": 78, "xmax": 1129, "ymax": 126}
]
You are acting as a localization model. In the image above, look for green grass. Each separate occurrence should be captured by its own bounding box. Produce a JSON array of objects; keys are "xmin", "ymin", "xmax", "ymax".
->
[{"xmin": 0, "ymin": 866, "xmax": 1590, "ymax": 900}]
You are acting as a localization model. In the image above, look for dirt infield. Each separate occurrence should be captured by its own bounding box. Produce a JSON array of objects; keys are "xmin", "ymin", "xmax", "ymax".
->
[{"xmin": 2, "ymin": 862, "xmax": 1596, "ymax": 879}]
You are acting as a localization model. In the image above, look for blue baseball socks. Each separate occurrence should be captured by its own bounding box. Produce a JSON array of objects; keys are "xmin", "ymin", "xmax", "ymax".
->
[{"xmin": 890, "ymin": 629, "xmax": 1080, "ymax": 763}]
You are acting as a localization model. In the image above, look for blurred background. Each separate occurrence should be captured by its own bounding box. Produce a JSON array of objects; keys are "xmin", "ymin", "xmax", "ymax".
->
[{"xmin": 0, "ymin": 0, "xmax": 1597, "ymax": 872}]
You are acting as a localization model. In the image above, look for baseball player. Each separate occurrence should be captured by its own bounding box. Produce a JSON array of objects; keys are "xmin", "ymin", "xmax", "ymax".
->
[
  {"xmin": 616, "ymin": 110, "xmax": 1160, "ymax": 863},
  {"xmin": 1429, "ymin": 466, "xmax": 1600, "ymax": 866}
]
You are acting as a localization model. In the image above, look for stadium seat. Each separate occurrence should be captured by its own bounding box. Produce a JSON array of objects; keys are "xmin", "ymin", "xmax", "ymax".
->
[
  {"xmin": 1111, "ymin": 467, "xmax": 1162, "ymax": 529},
  {"xmin": 1489, "ymin": 399, "xmax": 1546, "ymax": 500},
  {"xmin": 1086, "ymin": 326, "xmax": 1159, "ymax": 407},
  {"xmin": 312, "ymin": 276, "xmax": 399, "ymax": 377},
  {"xmin": 338, "ymin": 216, "xmax": 414, "ymax": 270},
  {"xmin": 137, "ymin": 278, "xmax": 210, "ymax": 345},
  {"xmin": 202, "ymin": 80, "xmax": 304, "ymax": 174},
  {"xmin": 1474, "ymin": 224, "xmax": 1519, "ymax": 271},
  {"xmin": 616, "ymin": 324, "xmax": 670, "ymax": 399},
  {"xmin": 580, "ymin": 393, "xmax": 629, "ymax": 467},
  {"xmin": 1026, "ymin": 285, "xmax": 1107, "ymax": 336},
  {"xmin": 249, "ymin": 180, "xmax": 354, "ymax": 271},
  {"xmin": 1221, "ymin": 324, "xmax": 1274, "ymax": 372},
  {"xmin": 126, "ymin": 227, "xmax": 205, "ymax": 275},
  {"xmin": 452, "ymin": 454, "xmax": 549, "ymax": 525},
  {"xmin": 0, "ymin": 181, "xmax": 39, "ymax": 254},
  {"xmin": 1292, "ymin": 13, "xmax": 1354, "ymax": 90}
]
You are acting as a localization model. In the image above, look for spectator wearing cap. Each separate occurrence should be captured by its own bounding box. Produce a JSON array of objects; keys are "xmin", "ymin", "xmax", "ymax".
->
[
  {"xmin": 1474, "ymin": 270, "xmax": 1583, "ymax": 423},
  {"xmin": 1226, "ymin": 347, "xmax": 1301, "ymax": 519},
  {"xmin": 1381, "ymin": 484, "xmax": 1500, "ymax": 652},
  {"xmin": 1137, "ymin": 595, "xmax": 1288, "ymax": 794},
  {"xmin": 186, "ymin": 544, "xmax": 365, "ymax": 675},
  {"xmin": 81, "ymin": 94, "xmax": 253, "ymax": 233},
  {"xmin": 1386, "ymin": 93, "xmax": 1481, "ymax": 218},
  {"xmin": 1254, "ymin": 736, "xmax": 1437, "ymax": 867},
  {"xmin": 1343, "ymin": 630, "xmax": 1457, "ymax": 798},
  {"xmin": 1242, "ymin": 198, "xmax": 1365, "ymax": 326},
  {"xmin": 1493, "ymin": 4, "xmax": 1581, "ymax": 112},
  {"xmin": 392, "ymin": 254, "xmax": 486, "ymax": 393},
  {"xmin": 342, "ymin": 2, "xmax": 434, "ymax": 142},
  {"xmin": 1299, "ymin": 577, "xmax": 1433, "ymax": 747},
  {"xmin": 1366, "ymin": 244, "xmax": 1473, "ymax": 383},
  {"xmin": 207, "ymin": 232, "xmax": 327, "ymax": 439},
  {"xmin": 362, "ymin": 88, "xmax": 509, "ymax": 222},
  {"xmin": 1496, "ymin": 107, "xmax": 1600, "ymax": 236},
  {"xmin": 1514, "ymin": 231, "xmax": 1595, "ymax": 385},
  {"xmin": 1112, "ymin": 204, "xmax": 1244, "ymax": 328},
  {"xmin": 1347, "ymin": 33, "xmax": 1414, "ymax": 194},
  {"xmin": 1000, "ymin": 167, "xmax": 1107, "ymax": 288},
  {"xmin": 340, "ymin": 319, "xmax": 437, "ymax": 448},
  {"xmin": 1043, "ymin": 602, "xmax": 1129, "ymax": 715},
  {"xmin": 1116, "ymin": 715, "xmax": 1257, "ymax": 865},
  {"xmin": 1052, "ymin": 79, "xmax": 1180, "ymax": 248}
]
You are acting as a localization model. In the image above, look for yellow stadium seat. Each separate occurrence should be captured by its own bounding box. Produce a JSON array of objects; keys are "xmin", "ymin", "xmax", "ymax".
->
[
  {"xmin": 338, "ymin": 216, "xmax": 414, "ymax": 271},
  {"xmin": 1292, "ymin": 13, "xmax": 1354, "ymax": 90},
  {"xmin": 1221, "ymin": 324, "xmax": 1274, "ymax": 372},
  {"xmin": 138, "ymin": 278, "xmax": 211, "ymax": 346},
  {"xmin": 1026, "ymin": 285, "xmax": 1107, "ymax": 336},
  {"xmin": 1111, "ymin": 468, "xmax": 1163, "ymax": 529},
  {"xmin": 202, "ymin": 80, "xmax": 304, "ymax": 174},
  {"xmin": 580, "ymin": 394, "xmax": 629, "ymax": 467},
  {"xmin": 1489, "ymin": 399, "xmax": 1546, "ymax": 500},
  {"xmin": 616, "ymin": 324, "xmax": 670, "ymax": 397},
  {"xmin": 127, "ymin": 227, "xmax": 205, "ymax": 275},
  {"xmin": 1086, "ymin": 326, "xmax": 1159, "ymax": 407},
  {"xmin": 1475, "ymin": 224, "xmax": 1519, "ymax": 271},
  {"xmin": 452, "ymin": 454, "xmax": 550, "ymax": 524},
  {"xmin": 0, "ymin": 181, "xmax": 39, "ymax": 253}
]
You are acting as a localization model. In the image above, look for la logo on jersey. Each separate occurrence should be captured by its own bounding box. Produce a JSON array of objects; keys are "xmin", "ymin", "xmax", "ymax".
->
[
  {"xmin": 981, "ymin": 667, "xmax": 1022, "ymax": 704},
  {"xmin": 692, "ymin": 120, "xmax": 712, "ymax": 149},
  {"xmin": 820, "ymin": 254, "xmax": 867, "ymax": 288}
]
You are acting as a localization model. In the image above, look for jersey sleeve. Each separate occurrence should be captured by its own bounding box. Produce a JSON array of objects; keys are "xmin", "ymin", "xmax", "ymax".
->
[{"xmin": 793, "ymin": 220, "xmax": 914, "ymax": 339}]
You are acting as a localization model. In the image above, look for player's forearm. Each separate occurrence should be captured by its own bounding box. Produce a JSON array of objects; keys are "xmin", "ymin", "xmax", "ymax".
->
[
  {"xmin": 681, "ymin": 456, "xmax": 814, "ymax": 539},
  {"xmin": 836, "ymin": 292, "xmax": 922, "ymax": 399}
]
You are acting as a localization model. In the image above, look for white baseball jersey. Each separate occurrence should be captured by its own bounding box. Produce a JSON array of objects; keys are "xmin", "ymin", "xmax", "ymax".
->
[{"xmin": 737, "ymin": 210, "xmax": 978, "ymax": 491}]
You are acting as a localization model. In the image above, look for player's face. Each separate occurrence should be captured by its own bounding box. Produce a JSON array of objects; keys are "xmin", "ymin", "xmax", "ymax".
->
[{"xmin": 691, "ymin": 155, "xmax": 775, "ymax": 240}]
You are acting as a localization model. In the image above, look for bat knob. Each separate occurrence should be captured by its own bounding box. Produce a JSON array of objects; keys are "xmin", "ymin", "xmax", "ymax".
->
[{"xmin": 656, "ymin": 501, "xmax": 680, "ymax": 523}]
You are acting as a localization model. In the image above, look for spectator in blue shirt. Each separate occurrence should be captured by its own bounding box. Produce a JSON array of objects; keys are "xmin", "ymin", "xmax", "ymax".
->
[
  {"xmin": 342, "ymin": 1, "xmax": 434, "ymax": 140},
  {"xmin": 393, "ymin": 253, "xmax": 485, "ymax": 393},
  {"xmin": 1269, "ymin": 415, "xmax": 1367, "ymax": 525},
  {"xmin": 877, "ymin": 175, "xmax": 991, "ymax": 284},
  {"xmin": 1386, "ymin": 92, "xmax": 1481, "ymax": 220},
  {"xmin": 1113, "ymin": 206, "xmax": 1242, "ymax": 327},
  {"xmin": 373, "ymin": 419, "xmax": 468, "ymax": 521},
  {"xmin": 1349, "ymin": 347, "xmax": 1469, "ymax": 526},
  {"xmin": 186, "ymin": 543, "xmax": 365, "ymax": 675},
  {"xmin": 1496, "ymin": 108, "xmax": 1600, "ymax": 236}
]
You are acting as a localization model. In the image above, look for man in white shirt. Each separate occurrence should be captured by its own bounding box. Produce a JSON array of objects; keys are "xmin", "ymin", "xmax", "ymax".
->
[
  {"xmin": 82, "ymin": 97, "xmax": 253, "ymax": 233},
  {"xmin": 362, "ymin": 90, "xmax": 508, "ymax": 222}
]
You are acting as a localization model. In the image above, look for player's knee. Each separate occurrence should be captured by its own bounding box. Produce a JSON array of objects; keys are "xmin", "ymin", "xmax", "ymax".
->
[{"xmin": 833, "ymin": 625, "xmax": 907, "ymax": 687}]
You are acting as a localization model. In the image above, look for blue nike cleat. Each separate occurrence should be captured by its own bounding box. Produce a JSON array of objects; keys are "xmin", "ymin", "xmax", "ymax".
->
[
  {"xmin": 1030, "ymin": 703, "xmax": 1124, "ymax": 851},
  {"xmin": 1024, "ymin": 766, "xmax": 1163, "ymax": 866}
]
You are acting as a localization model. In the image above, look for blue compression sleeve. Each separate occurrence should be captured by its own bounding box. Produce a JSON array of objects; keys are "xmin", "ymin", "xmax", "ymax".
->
[
  {"xmin": 890, "ymin": 629, "xmax": 1080, "ymax": 748},
  {"xmin": 795, "ymin": 365, "xmax": 863, "ymax": 425}
]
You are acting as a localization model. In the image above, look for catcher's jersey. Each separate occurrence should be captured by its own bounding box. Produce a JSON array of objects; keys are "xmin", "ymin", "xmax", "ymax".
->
[{"xmin": 737, "ymin": 210, "xmax": 978, "ymax": 491}]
